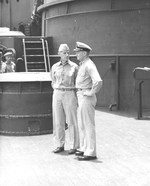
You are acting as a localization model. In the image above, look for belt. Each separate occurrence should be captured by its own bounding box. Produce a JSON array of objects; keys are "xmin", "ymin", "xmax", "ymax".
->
[
  {"xmin": 55, "ymin": 88, "xmax": 75, "ymax": 91},
  {"xmin": 77, "ymin": 88, "xmax": 91, "ymax": 91}
]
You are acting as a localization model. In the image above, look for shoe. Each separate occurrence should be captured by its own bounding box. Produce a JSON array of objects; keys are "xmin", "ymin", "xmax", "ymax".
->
[
  {"xmin": 75, "ymin": 151, "xmax": 84, "ymax": 156},
  {"xmin": 53, "ymin": 147, "xmax": 64, "ymax": 153},
  {"xmin": 77, "ymin": 155, "xmax": 97, "ymax": 161},
  {"xmin": 68, "ymin": 149, "xmax": 76, "ymax": 154}
]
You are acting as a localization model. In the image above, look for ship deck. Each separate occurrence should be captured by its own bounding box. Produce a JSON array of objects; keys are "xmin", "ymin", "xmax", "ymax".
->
[{"xmin": 0, "ymin": 108, "xmax": 150, "ymax": 186}]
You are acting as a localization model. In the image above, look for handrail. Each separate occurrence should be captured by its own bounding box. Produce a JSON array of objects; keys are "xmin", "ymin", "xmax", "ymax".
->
[
  {"xmin": 22, "ymin": 38, "xmax": 28, "ymax": 72},
  {"xmin": 45, "ymin": 40, "xmax": 51, "ymax": 71},
  {"xmin": 41, "ymin": 38, "xmax": 47, "ymax": 72}
]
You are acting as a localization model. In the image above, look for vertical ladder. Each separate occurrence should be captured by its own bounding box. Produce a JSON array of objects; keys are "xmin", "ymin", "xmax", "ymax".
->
[{"xmin": 22, "ymin": 37, "xmax": 50, "ymax": 72}]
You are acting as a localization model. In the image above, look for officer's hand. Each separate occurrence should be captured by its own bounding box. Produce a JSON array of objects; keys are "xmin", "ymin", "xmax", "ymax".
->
[{"xmin": 83, "ymin": 91, "xmax": 93, "ymax": 97}]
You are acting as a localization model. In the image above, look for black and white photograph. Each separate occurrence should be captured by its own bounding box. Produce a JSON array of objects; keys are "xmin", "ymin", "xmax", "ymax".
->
[{"xmin": 0, "ymin": 0, "xmax": 150, "ymax": 185}]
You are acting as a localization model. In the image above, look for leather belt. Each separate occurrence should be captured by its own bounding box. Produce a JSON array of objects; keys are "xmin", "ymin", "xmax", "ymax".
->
[
  {"xmin": 77, "ymin": 88, "xmax": 91, "ymax": 91},
  {"xmin": 55, "ymin": 88, "xmax": 75, "ymax": 91}
]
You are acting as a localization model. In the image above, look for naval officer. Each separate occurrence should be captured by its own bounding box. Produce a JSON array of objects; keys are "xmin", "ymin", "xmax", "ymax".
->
[
  {"xmin": 50, "ymin": 44, "xmax": 79, "ymax": 154},
  {"xmin": 74, "ymin": 41, "xmax": 103, "ymax": 160}
]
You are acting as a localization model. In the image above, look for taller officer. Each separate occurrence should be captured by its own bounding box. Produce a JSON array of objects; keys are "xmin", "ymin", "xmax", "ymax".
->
[
  {"xmin": 50, "ymin": 44, "xmax": 79, "ymax": 154},
  {"xmin": 74, "ymin": 41, "xmax": 103, "ymax": 161}
]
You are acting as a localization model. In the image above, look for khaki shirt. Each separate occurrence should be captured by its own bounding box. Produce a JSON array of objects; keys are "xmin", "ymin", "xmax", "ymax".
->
[
  {"xmin": 50, "ymin": 60, "xmax": 78, "ymax": 89},
  {"xmin": 76, "ymin": 58, "xmax": 102, "ymax": 94}
]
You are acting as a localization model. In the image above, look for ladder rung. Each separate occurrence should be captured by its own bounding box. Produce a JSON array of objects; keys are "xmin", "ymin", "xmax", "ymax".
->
[
  {"xmin": 28, "ymin": 69, "xmax": 46, "ymax": 72},
  {"xmin": 26, "ymin": 55, "xmax": 44, "ymax": 57},
  {"xmin": 25, "ymin": 41, "xmax": 42, "ymax": 43},
  {"xmin": 26, "ymin": 48, "xmax": 43, "ymax": 50},
  {"xmin": 27, "ymin": 62, "xmax": 45, "ymax": 64}
]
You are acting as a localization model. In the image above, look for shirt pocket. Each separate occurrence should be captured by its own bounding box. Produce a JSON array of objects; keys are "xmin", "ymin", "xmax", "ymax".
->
[
  {"xmin": 78, "ymin": 70, "xmax": 89, "ymax": 80},
  {"xmin": 54, "ymin": 69, "xmax": 63, "ymax": 78},
  {"xmin": 78, "ymin": 71, "xmax": 86, "ymax": 78}
]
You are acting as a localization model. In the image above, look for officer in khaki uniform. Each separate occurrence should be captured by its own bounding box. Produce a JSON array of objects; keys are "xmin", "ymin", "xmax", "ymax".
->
[
  {"xmin": 50, "ymin": 44, "xmax": 79, "ymax": 154},
  {"xmin": 74, "ymin": 42, "xmax": 103, "ymax": 161}
]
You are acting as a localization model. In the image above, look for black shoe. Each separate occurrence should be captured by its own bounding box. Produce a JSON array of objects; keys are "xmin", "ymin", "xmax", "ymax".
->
[
  {"xmin": 53, "ymin": 147, "xmax": 64, "ymax": 153},
  {"xmin": 77, "ymin": 155, "xmax": 97, "ymax": 161},
  {"xmin": 75, "ymin": 151, "xmax": 84, "ymax": 156},
  {"xmin": 68, "ymin": 149, "xmax": 76, "ymax": 154}
]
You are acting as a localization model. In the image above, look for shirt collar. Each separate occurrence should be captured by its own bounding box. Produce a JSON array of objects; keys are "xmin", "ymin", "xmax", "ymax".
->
[
  {"xmin": 79, "ymin": 58, "xmax": 88, "ymax": 66},
  {"xmin": 59, "ymin": 60, "xmax": 70, "ymax": 66}
]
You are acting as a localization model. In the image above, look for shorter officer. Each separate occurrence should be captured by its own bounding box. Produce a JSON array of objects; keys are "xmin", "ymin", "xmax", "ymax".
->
[
  {"xmin": 74, "ymin": 41, "xmax": 103, "ymax": 161},
  {"xmin": 50, "ymin": 44, "xmax": 79, "ymax": 154},
  {"xmin": 4, "ymin": 52, "xmax": 16, "ymax": 72}
]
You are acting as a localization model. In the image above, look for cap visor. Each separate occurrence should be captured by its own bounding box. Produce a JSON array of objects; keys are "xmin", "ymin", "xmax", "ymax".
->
[{"xmin": 73, "ymin": 48, "xmax": 82, "ymax": 52}]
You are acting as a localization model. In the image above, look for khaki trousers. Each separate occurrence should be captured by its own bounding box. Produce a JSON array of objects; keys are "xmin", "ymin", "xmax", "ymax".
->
[
  {"xmin": 52, "ymin": 89, "xmax": 79, "ymax": 149},
  {"xmin": 77, "ymin": 91, "xmax": 97, "ymax": 156}
]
